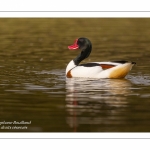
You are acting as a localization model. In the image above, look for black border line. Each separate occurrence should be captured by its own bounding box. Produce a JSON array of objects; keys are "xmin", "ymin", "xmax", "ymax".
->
[
  {"xmin": 0, "ymin": 11, "xmax": 150, "ymax": 12},
  {"xmin": 0, "ymin": 138, "xmax": 150, "ymax": 139}
]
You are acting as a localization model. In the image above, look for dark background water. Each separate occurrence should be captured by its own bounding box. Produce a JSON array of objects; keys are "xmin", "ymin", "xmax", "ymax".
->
[{"xmin": 0, "ymin": 18, "xmax": 150, "ymax": 132}]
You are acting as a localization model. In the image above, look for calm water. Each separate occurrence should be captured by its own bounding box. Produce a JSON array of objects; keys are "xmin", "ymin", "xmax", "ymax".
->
[{"xmin": 0, "ymin": 18, "xmax": 150, "ymax": 132}]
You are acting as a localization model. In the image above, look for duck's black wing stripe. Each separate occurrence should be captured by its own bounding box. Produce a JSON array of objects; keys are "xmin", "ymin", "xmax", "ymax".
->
[
  {"xmin": 79, "ymin": 63, "xmax": 116, "ymax": 70},
  {"xmin": 79, "ymin": 63, "xmax": 100, "ymax": 67},
  {"xmin": 111, "ymin": 60, "xmax": 128, "ymax": 64},
  {"xmin": 111, "ymin": 60, "xmax": 136, "ymax": 65}
]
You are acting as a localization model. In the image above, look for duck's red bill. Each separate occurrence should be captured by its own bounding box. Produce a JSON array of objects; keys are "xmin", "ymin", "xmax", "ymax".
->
[{"xmin": 68, "ymin": 39, "xmax": 79, "ymax": 50}]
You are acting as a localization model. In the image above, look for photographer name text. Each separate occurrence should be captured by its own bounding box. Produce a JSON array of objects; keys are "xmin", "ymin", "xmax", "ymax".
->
[{"xmin": 0, "ymin": 120, "xmax": 31, "ymax": 130}]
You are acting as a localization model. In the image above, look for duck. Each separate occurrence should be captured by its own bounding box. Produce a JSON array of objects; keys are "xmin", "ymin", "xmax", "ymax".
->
[{"xmin": 66, "ymin": 37, "xmax": 136, "ymax": 79}]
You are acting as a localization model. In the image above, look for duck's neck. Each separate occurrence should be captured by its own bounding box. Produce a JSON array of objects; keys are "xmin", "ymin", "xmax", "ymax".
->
[{"xmin": 73, "ymin": 42, "xmax": 92, "ymax": 66}]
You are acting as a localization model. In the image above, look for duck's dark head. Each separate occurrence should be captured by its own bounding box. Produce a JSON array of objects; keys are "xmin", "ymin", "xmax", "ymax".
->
[
  {"xmin": 68, "ymin": 37, "xmax": 92, "ymax": 65},
  {"xmin": 68, "ymin": 37, "xmax": 92, "ymax": 51}
]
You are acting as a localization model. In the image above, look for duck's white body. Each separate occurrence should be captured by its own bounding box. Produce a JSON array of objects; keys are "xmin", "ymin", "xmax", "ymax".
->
[
  {"xmin": 66, "ymin": 60, "xmax": 135, "ymax": 79},
  {"xmin": 66, "ymin": 38, "xmax": 136, "ymax": 79}
]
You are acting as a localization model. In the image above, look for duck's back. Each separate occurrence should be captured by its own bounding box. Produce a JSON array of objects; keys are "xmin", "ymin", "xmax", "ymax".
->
[{"xmin": 67, "ymin": 61, "xmax": 135, "ymax": 79}]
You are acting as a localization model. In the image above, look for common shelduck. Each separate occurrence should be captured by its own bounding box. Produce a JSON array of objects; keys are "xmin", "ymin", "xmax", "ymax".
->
[{"xmin": 66, "ymin": 37, "xmax": 136, "ymax": 79}]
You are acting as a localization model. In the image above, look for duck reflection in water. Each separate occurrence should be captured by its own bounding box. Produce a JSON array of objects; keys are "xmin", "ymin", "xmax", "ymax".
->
[{"xmin": 65, "ymin": 78, "xmax": 133, "ymax": 132}]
